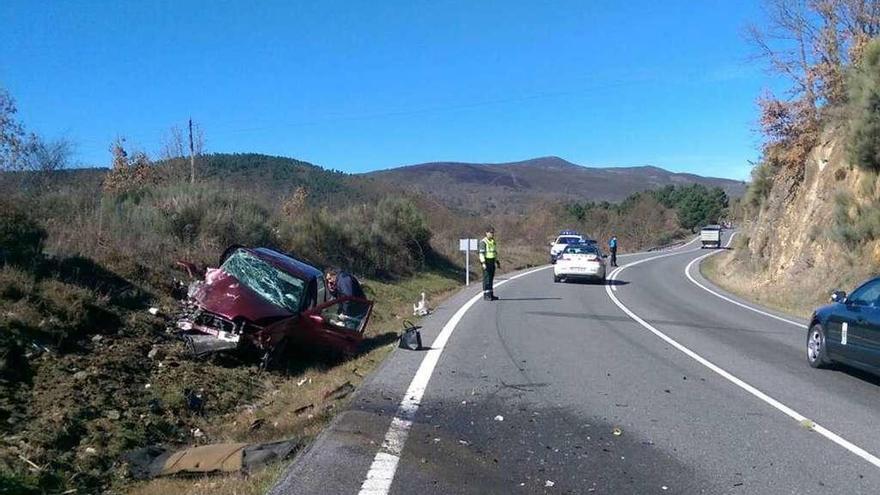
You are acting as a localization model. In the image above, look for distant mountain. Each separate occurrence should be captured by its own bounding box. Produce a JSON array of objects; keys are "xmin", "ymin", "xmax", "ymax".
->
[{"xmin": 364, "ymin": 156, "xmax": 746, "ymax": 214}]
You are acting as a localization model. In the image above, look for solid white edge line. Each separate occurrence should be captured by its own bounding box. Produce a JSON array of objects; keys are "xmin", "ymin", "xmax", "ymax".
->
[
  {"xmin": 357, "ymin": 265, "xmax": 551, "ymax": 495},
  {"xmin": 683, "ymin": 233, "xmax": 808, "ymax": 329},
  {"xmin": 604, "ymin": 239, "xmax": 880, "ymax": 470}
]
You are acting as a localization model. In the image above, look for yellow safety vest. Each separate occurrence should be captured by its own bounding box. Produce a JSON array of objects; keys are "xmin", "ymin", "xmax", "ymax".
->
[{"xmin": 479, "ymin": 238, "xmax": 497, "ymax": 263}]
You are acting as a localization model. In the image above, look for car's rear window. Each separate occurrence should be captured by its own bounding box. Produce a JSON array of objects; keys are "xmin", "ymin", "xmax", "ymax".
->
[
  {"xmin": 557, "ymin": 236, "xmax": 582, "ymax": 244},
  {"xmin": 563, "ymin": 245, "xmax": 599, "ymax": 255}
]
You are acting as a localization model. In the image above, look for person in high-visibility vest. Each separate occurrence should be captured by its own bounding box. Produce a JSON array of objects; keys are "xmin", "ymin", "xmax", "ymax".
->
[{"xmin": 478, "ymin": 227, "xmax": 501, "ymax": 301}]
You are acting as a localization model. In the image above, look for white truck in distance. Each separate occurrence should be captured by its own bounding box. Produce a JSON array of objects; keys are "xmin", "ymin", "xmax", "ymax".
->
[{"xmin": 700, "ymin": 225, "xmax": 722, "ymax": 249}]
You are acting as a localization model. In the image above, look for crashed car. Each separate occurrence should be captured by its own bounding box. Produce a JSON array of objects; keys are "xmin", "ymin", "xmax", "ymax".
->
[{"xmin": 176, "ymin": 246, "xmax": 373, "ymax": 361}]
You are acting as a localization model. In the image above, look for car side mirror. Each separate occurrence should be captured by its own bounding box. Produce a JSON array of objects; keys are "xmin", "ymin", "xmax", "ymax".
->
[
  {"xmin": 830, "ymin": 290, "xmax": 847, "ymax": 303},
  {"xmin": 549, "ymin": 242, "xmax": 555, "ymax": 247}
]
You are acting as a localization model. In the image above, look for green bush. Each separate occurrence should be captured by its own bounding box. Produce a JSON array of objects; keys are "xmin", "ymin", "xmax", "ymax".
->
[
  {"xmin": 829, "ymin": 191, "xmax": 880, "ymax": 248},
  {"xmin": 280, "ymin": 197, "xmax": 433, "ymax": 278},
  {"xmin": 848, "ymin": 39, "xmax": 880, "ymax": 172},
  {"xmin": 744, "ymin": 160, "xmax": 778, "ymax": 211},
  {"xmin": 96, "ymin": 183, "xmax": 276, "ymax": 271},
  {"xmin": 0, "ymin": 199, "xmax": 46, "ymax": 266}
]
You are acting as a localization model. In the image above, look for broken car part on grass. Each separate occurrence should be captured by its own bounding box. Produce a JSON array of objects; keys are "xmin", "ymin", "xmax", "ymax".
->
[
  {"xmin": 125, "ymin": 439, "xmax": 301, "ymax": 479},
  {"xmin": 174, "ymin": 246, "xmax": 373, "ymax": 362}
]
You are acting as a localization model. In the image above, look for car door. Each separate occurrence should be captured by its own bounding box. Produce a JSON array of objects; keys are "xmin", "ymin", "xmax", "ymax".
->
[
  {"xmin": 856, "ymin": 287, "xmax": 880, "ymax": 369},
  {"xmin": 301, "ymin": 296, "xmax": 374, "ymax": 354},
  {"xmin": 839, "ymin": 280, "xmax": 880, "ymax": 367}
]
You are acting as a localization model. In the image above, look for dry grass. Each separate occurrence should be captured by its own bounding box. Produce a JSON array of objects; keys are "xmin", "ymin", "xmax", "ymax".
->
[
  {"xmin": 126, "ymin": 270, "xmax": 461, "ymax": 495},
  {"xmin": 700, "ymin": 252, "xmax": 814, "ymax": 319},
  {"xmin": 127, "ymin": 461, "xmax": 286, "ymax": 495}
]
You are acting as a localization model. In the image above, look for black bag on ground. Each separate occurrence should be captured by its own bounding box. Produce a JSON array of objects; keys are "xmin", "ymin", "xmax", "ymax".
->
[{"xmin": 399, "ymin": 320, "xmax": 422, "ymax": 350}]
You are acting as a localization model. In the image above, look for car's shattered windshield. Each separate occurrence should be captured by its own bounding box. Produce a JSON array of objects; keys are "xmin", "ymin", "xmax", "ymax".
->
[{"xmin": 220, "ymin": 249, "xmax": 306, "ymax": 313}]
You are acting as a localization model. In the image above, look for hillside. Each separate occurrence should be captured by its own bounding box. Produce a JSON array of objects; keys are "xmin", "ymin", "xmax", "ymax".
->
[
  {"xmin": 365, "ymin": 156, "xmax": 746, "ymax": 214},
  {"xmin": 708, "ymin": 125, "xmax": 880, "ymax": 317}
]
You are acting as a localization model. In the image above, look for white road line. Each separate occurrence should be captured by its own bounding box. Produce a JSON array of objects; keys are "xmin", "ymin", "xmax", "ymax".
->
[
  {"xmin": 604, "ymin": 244, "xmax": 880, "ymax": 470},
  {"xmin": 358, "ymin": 265, "xmax": 551, "ymax": 495},
  {"xmin": 683, "ymin": 233, "xmax": 808, "ymax": 329},
  {"xmin": 611, "ymin": 236, "xmax": 699, "ymax": 292}
]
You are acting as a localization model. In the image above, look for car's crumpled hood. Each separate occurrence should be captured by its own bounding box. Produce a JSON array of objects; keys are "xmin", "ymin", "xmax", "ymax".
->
[{"xmin": 192, "ymin": 268, "xmax": 294, "ymax": 323}]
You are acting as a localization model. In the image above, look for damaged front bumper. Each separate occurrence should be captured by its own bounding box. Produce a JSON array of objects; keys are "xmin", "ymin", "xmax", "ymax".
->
[{"xmin": 176, "ymin": 308, "xmax": 246, "ymax": 356}]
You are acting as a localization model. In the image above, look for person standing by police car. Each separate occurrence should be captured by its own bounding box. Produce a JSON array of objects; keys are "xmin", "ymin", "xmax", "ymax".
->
[
  {"xmin": 479, "ymin": 227, "xmax": 501, "ymax": 301},
  {"xmin": 608, "ymin": 235, "xmax": 619, "ymax": 267}
]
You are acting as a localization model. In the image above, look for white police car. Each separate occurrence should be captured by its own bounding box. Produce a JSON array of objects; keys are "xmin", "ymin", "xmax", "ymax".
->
[
  {"xmin": 553, "ymin": 243, "xmax": 607, "ymax": 283},
  {"xmin": 549, "ymin": 230, "xmax": 588, "ymax": 264}
]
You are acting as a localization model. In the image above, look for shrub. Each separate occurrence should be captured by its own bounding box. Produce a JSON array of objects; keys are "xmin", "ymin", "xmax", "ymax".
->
[
  {"xmin": 829, "ymin": 191, "xmax": 880, "ymax": 248},
  {"xmin": 744, "ymin": 160, "xmax": 778, "ymax": 211},
  {"xmin": 847, "ymin": 39, "xmax": 880, "ymax": 172},
  {"xmin": 279, "ymin": 197, "xmax": 433, "ymax": 278},
  {"xmin": 0, "ymin": 199, "xmax": 46, "ymax": 266}
]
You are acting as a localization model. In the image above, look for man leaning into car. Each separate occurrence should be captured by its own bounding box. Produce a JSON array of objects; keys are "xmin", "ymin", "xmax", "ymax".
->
[{"xmin": 325, "ymin": 267, "xmax": 366, "ymax": 326}]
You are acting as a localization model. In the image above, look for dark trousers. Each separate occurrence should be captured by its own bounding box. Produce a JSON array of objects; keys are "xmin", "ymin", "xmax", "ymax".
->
[
  {"xmin": 610, "ymin": 247, "xmax": 618, "ymax": 266},
  {"xmin": 482, "ymin": 260, "xmax": 496, "ymax": 292}
]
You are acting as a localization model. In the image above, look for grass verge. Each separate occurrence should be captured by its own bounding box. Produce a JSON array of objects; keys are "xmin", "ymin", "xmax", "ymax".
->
[{"xmin": 700, "ymin": 252, "xmax": 813, "ymax": 319}]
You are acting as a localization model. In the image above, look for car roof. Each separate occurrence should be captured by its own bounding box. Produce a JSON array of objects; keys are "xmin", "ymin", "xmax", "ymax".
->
[
  {"xmin": 565, "ymin": 243, "xmax": 599, "ymax": 250},
  {"xmin": 245, "ymin": 247, "xmax": 323, "ymax": 281}
]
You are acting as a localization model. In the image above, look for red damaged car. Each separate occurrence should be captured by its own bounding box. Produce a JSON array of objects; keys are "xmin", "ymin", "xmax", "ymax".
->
[{"xmin": 176, "ymin": 246, "xmax": 373, "ymax": 362}]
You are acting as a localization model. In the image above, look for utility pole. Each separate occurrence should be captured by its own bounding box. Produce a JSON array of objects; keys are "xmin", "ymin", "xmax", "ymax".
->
[{"xmin": 188, "ymin": 118, "xmax": 195, "ymax": 184}]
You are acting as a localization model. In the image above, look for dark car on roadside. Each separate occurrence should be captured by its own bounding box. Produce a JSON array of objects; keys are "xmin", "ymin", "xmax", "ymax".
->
[
  {"xmin": 806, "ymin": 276, "xmax": 880, "ymax": 373},
  {"xmin": 176, "ymin": 246, "xmax": 373, "ymax": 363}
]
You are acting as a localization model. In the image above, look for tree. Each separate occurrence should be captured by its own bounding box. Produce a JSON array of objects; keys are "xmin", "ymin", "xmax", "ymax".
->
[
  {"xmin": 746, "ymin": 1, "xmax": 880, "ymax": 171},
  {"xmin": 1, "ymin": 88, "xmax": 74, "ymax": 177},
  {"xmin": 160, "ymin": 120, "xmax": 205, "ymax": 183},
  {"xmin": 847, "ymin": 37, "xmax": 880, "ymax": 171},
  {"xmin": 0, "ymin": 88, "xmax": 37, "ymax": 172},
  {"xmin": 102, "ymin": 138, "xmax": 154, "ymax": 194}
]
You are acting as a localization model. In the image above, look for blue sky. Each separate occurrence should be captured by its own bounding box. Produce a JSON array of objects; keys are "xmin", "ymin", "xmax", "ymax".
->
[{"xmin": 1, "ymin": 1, "xmax": 779, "ymax": 180}]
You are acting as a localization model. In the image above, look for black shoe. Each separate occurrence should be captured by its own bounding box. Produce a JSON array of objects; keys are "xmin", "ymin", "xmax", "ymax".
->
[{"xmin": 489, "ymin": 292, "xmax": 499, "ymax": 301}]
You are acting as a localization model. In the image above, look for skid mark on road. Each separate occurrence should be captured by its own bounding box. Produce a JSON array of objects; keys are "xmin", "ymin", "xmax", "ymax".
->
[{"xmin": 604, "ymin": 239, "xmax": 880, "ymax": 471}]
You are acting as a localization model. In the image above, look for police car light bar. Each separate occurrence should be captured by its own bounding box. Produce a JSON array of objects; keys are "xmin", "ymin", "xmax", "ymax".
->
[{"xmin": 559, "ymin": 230, "xmax": 580, "ymax": 236}]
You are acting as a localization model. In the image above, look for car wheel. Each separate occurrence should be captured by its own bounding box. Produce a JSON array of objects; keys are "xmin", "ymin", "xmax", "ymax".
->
[
  {"xmin": 807, "ymin": 323, "xmax": 831, "ymax": 369},
  {"xmin": 553, "ymin": 275, "xmax": 560, "ymax": 283}
]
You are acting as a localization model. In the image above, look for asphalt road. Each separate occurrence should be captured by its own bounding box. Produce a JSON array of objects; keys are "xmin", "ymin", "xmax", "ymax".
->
[{"xmin": 270, "ymin": 233, "xmax": 880, "ymax": 494}]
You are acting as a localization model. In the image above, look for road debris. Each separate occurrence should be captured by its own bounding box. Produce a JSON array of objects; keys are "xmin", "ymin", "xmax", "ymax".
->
[
  {"xmin": 545, "ymin": 480, "xmax": 555, "ymax": 487},
  {"xmin": 412, "ymin": 292, "xmax": 430, "ymax": 316},
  {"xmin": 148, "ymin": 307, "xmax": 160, "ymax": 315},
  {"xmin": 147, "ymin": 345, "xmax": 164, "ymax": 360},
  {"xmin": 494, "ymin": 415, "xmax": 504, "ymax": 422},
  {"xmin": 800, "ymin": 419, "xmax": 816, "ymax": 430},
  {"xmin": 124, "ymin": 439, "xmax": 301, "ymax": 479},
  {"xmin": 612, "ymin": 427, "xmax": 622, "ymax": 436},
  {"xmin": 293, "ymin": 404, "xmax": 314, "ymax": 415},
  {"xmin": 324, "ymin": 381, "xmax": 355, "ymax": 401}
]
